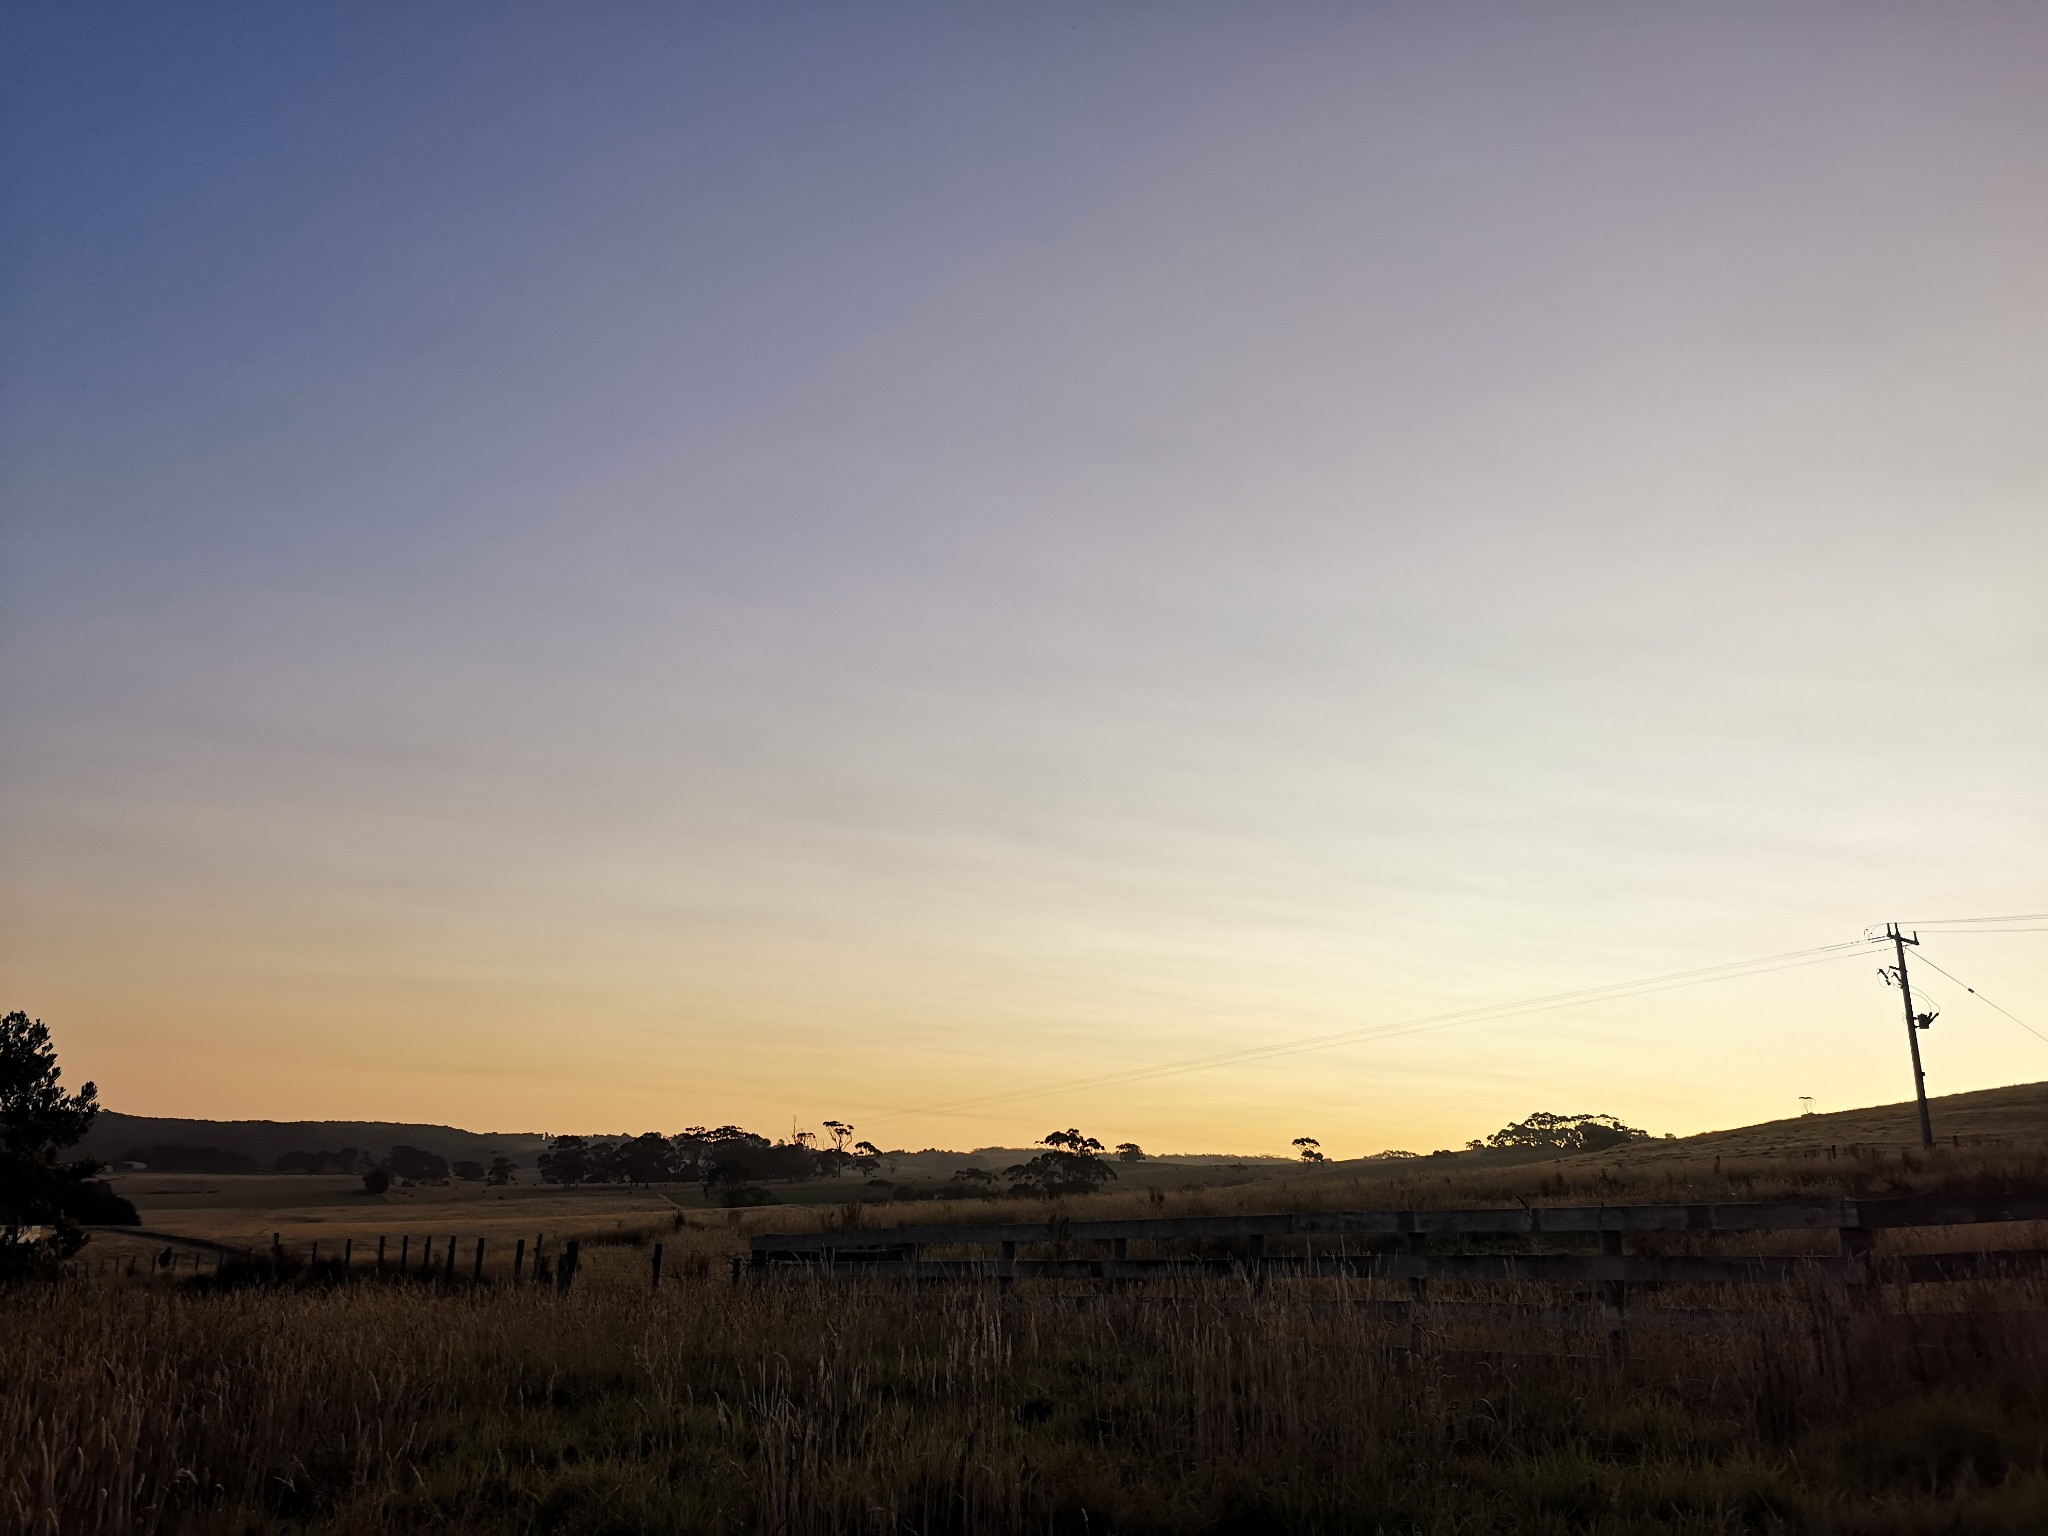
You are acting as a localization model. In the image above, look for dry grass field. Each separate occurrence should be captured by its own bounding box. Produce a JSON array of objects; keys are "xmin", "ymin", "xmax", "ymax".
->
[{"xmin": 11, "ymin": 1087, "xmax": 2048, "ymax": 1534}]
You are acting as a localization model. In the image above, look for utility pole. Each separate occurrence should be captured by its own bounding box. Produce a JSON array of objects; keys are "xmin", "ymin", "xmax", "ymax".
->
[{"xmin": 1884, "ymin": 923, "xmax": 1936, "ymax": 1149}]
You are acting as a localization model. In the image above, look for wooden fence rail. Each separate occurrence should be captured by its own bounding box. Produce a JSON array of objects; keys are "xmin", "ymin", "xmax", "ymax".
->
[{"xmin": 749, "ymin": 1193, "xmax": 2048, "ymax": 1296}]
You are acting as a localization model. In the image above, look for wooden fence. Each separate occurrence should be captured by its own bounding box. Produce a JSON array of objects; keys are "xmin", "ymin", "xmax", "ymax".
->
[
  {"xmin": 750, "ymin": 1193, "xmax": 2048, "ymax": 1306},
  {"xmin": 78, "ymin": 1228, "xmax": 619, "ymax": 1291}
]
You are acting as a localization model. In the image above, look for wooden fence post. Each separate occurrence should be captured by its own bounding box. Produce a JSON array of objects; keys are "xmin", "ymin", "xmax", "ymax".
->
[
  {"xmin": 473, "ymin": 1237, "xmax": 485, "ymax": 1284},
  {"xmin": 342, "ymin": 1237, "xmax": 352, "ymax": 1273},
  {"xmin": 1600, "ymin": 1229, "xmax": 1629, "ymax": 1360},
  {"xmin": 651, "ymin": 1241, "xmax": 664, "ymax": 1290},
  {"xmin": 999, "ymin": 1240, "xmax": 1016, "ymax": 1281},
  {"xmin": 399, "ymin": 1234, "xmax": 409, "ymax": 1273},
  {"xmin": 1405, "ymin": 1229, "xmax": 1429, "ymax": 1352},
  {"xmin": 421, "ymin": 1236, "xmax": 432, "ymax": 1275},
  {"xmin": 1838, "ymin": 1208, "xmax": 1873, "ymax": 1287},
  {"xmin": 558, "ymin": 1240, "xmax": 580, "ymax": 1293},
  {"xmin": 513, "ymin": 1237, "xmax": 526, "ymax": 1283},
  {"xmin": 1600, "ymin": 1229, "xmax": 1628, "ymax": 1315},
  {"xmin": 445, "ymin": 1237, "xmax": 457, "ymax": 1283}
]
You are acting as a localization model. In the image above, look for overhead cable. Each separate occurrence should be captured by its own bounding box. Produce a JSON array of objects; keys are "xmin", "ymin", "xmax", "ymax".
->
[{"xmin": 886, "ymin": 938, "xmax": 1876, "ymax": 1122}]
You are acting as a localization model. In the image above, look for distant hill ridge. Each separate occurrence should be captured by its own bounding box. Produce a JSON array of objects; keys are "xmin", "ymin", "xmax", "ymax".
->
[
  {"xmin": 77, "ymin": 1080, "xmax": 2048, "ymax": 1173},
  {"xmin": 79, "ymin": 1113, "xmax": 554, "ymax": 1169}
]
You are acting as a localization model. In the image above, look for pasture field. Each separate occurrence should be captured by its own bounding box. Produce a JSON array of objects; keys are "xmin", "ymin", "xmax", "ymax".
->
[{"xmin": 12, "ymin": 1093, "xmax": 2048, "ymax": 1535}]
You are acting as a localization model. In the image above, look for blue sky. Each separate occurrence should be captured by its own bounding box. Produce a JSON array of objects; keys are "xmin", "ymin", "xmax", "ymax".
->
[{"xmin": 4, "ymin": 4, "xmax": 2044, "ymax": 1149}]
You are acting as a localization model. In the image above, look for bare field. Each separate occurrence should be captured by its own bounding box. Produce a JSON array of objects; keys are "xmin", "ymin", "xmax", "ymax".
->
[
  {"xmin": 102, "ymin": 1172, "xmax": 687, "ymax": 1252},
  {"xmin": 20, "ymin": 1100, "xmax": 2046, "ymax": 1533},
  {"xmin": 13, "ymin": 1214, "xmax": 2048, "ymax": 1535}
]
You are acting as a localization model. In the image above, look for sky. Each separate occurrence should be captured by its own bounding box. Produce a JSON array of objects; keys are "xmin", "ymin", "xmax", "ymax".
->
[{"xmin": 3, "ymin": 3, "xmax": 2044, "ymax": 1156}]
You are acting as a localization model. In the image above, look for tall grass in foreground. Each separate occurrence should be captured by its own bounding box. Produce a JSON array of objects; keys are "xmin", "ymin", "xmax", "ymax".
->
[{"xmin": 7, "ymin": 1249, "xmax": 2048, "ymax": 1535}]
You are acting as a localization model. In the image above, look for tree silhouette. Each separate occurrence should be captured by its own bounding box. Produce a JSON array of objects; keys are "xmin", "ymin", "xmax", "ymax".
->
[
  {"xmin": 2, "ymin": 1010, "xmax": 136, "ymax": 1263},
  {"xmin": 1005, "ymin": 1129, "xmax": 1117, "ymax": 1198},
  {"xmin": 1292, "ymin": 1136, "xmax": 1325, "ymax": 1164},
  {"xmin": 1476, "ymin": 1112, "xmax": 1650, "ymax": 1154}
]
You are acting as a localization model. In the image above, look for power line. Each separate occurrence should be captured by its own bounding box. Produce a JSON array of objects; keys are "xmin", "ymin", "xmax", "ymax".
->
[
  {"xmin": 1913, "ymin": 950, "xmax": 2048, "ymax": 1049},
  {"xmin": 1895, "ymin": 912, "xmax": 2048, "ymax": 926},
  {"xmin": 1895, "ymin": 926, "xmax": 2048, "ymax": 936},
  {"xmin": 885, "ymin": 939, "xmax": 1876, "ymax": 1122}
]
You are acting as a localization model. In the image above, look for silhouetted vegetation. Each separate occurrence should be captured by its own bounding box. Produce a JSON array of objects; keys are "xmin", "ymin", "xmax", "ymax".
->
[
  {"xmin": 386, "ymin": 1145, "xmax": 451, "ymax": 1183},
  {"xmin": 274, "ymin": 1146, "xmax": 374, "ymax": 1174},
  {"xmin": 120, "ymin": 1143, "xmax": 262, "ymax": 1173},
  {"xmin": 530, "ymin": 1126, "xmax": 877, "ymax": 1190},
  {"xmin": 1471, "ymin": 1109, "xmax": 1653, "ymax": 1153},
  {"xmin": 2, "ymin": 1010, "xmax": 136, "ymax": 1273},
  {"xmin": 1004, "ymin": 1129, "xmax": 1117, "ymax": 1197}
]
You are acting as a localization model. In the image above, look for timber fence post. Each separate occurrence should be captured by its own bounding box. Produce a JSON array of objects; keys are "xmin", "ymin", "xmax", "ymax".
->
[
  {"xmin": 1405, "ymin": 1226, "xmax": 1429, "ymax": 1353},
  {"xmin": 651, "ymin": 1241, "xmax": 664, "ymax": 1291},
  {"xmin": 514, "ymin": 1237, "xmax": 526, "ymax": 1283},
  {"xmin": 1838, "ymin": 1203, "xmax": 1873, "ymax": 1289},
  {"xmin": 557, "ymin": 1240, "xmax": 580, "ymax": 1294},
  {"xmin": 342, "ymin": 1237, "xmax": 352, "ymax": 1274},
  {"xmin": 1600, "ymin": 1229, "xmax": 1628, "ymax": 1360},
  {"xmin": 445, "ymin": 1236, "xmax": 457, "ymax": 1283},
  {"xmin": 473, "ymin": 1237, "xmax": 485, "ymax": 1285}
]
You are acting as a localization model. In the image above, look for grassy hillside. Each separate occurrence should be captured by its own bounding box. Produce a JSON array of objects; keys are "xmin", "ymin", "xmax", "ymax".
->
[
  {"xmin": 1641, "ymin": 1079, "xmax": 2048, "ymax": 1159},
  {"xmin": 78, "ymin": 1112, "xmax": 553, "ymax": 1169}
]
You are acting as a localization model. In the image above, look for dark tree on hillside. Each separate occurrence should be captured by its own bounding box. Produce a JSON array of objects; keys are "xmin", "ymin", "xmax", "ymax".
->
[
  {"xmin": 695, "ymin": 1128, "xmax": 771, "ymax": 1193},
  {"xmin": 1115, "ymin": 1142, "xmax": 1147, "ymax": 1163},
  {"xmin": 387, "ymin": 1145, "xmax": 451, "ymax": 1183},
  {"xmin": 362, "ymin": 1166, "xmax": 391, "ymax": 1195},
  {"xmin": 536, "ymin": 1136, "xmax": 592, "ymax": 1185},
  {"xmin": 1292, "ymin": 1136, "xmax": 1325, "ymax": 1164},
  {"xmin": 2, "ymin": 1010, "xmax": 138, "ymax": 1263},
  {"xmin": 486, "ymin": 1155, "xmax": 517, "ymax": 1186},
  {"xmin": 614, "ymin": 1132, "xmax": 679, "ymax": 1186},
  {"xmin": 1006, "ymin": 1129, "xmax": 1117, "ymax": 1199},
  {"xmin": 122, "ymin": 1144, "xmax": 258, "ymax": 1175},
  {"xmin": 450, "ymin": 1160, "xmax": 485, "ymax": 1182},
  {"xmin": 1478, "ymin": 1112, "xmax": 1651, "ymax": 1153}
]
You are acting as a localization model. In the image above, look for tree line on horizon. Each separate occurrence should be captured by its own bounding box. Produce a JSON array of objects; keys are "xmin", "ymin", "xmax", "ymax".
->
[
  {"xmin": 527, "ymin": 1125, "xmax": 1148, "ymax": 1206},
  {"xmin": 7, "ymin": 1005, "xmax": 1668, "ymax": 1273}
]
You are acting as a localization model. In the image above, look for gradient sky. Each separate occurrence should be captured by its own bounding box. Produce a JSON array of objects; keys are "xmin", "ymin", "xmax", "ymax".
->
[{"xmin": 4, "ymin": 4, "xmax": 2044, "ymax": 1155}]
